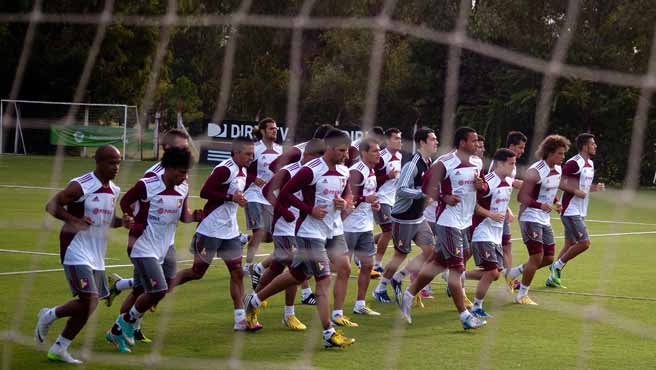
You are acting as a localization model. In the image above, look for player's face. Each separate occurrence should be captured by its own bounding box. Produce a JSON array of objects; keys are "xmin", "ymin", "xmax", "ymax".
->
[
  {"xmin": 461, "ymin": 132, "xmax": 478, "ymax": 155},
  {"xmin": 168, "ymin": 167, "xmax": 189, "ymax": 186},
  {"xmin": 475, "ymin": 141, "xmax": 485, "ymax": 157},
  {"xmin": 421, "ymin": 133, "xmax": 438, "ymax": 155},
  {"xmin": 547, "ymin": 146, "xmax": 567, "ymax": 166},
  {"xmin": 234, "ymin": 144, "xmax": 255, "ymax": 167},
  {"xmin": 98, "ymin": 151, "xmax": 121, "ymax": 180},
  {"xmin": 584, "ymin": 138, "xmax": 597, "ymax": 156},
  {"xmin": 363, "ymin": 144, "xmax": 381, "ymax": 167},
  {"xmin": 509, "ymin": 141, "xmax": 526, "ymax": 158},
  {"xmin": 498, "ymin": 156, "xmax": 516, "ymax": 178},
  {"xmin": 327, "ymin": 144, "xmax": 349, "ymax": 165},
  {"xmin": 263, "ymin": 121, "xmax": 278, "ymax": 141},
  {"xmin": 387, "ymin": 133, "xmax": 402, "ymax": 151}
]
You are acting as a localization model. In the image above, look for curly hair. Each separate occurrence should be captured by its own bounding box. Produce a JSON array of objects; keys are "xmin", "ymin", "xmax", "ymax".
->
[{"xmin": 536, "ymin": 134, "xmax": 571, "ymax": 160}]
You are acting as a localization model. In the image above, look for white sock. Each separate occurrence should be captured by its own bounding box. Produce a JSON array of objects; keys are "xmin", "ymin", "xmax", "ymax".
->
[
  {"xmin": 392, "ymin": 270, "xmax": 406, "ymax": 282},
  {"xmin": 128, "ymin": 306, "xmax": 142, "ymax": 321},
  {"xmin": 459, "ymin": 310, "xmax": 472, "ymax": 322},
  {"xmin": 331, "ymin": 309, "xmax": 344, "ymax": 320},
  {"xmin": 554, "ymin": 259, "xmax": 566, "ymax": 270},
  {"xmin": 234, "ymin": 309, "xmax": 246, "ymax": 322},
  {"xmin": 322, "ymin": 327, "xmax": 336, "ymax": 340},
  {"xmin": 374, "ymin": 260, "xmax": 382, "ymax": 268},
  {"xmin": 250, "ymin": 293, "xmax": 262, "ymax": 308},
  {"xmin": 354, "ymin": 300, "xmax": 366, "ymax": 309},
  {"xmin": 301, "ymin": 288, "xmax": 312, "ymax": 299},
  {"xmin": 375, "ymin": 278, "xmax": 389, "ymax": 292},
  {"xmin": 473, "ymin": 298, "xmax": 484, "ymax": 310},
  {"xmin": 518, "ymin": 284, "xmax": 530, "ymax": 297},
  {"xmin": 243, "ymin": 262, "xmax": 252, "ymax": 273},
  {"xmin": 53, "ymin": 335, "xmax": 71, "ymax": 350},
  {"xmin": 135, "ymin": 317, "xmax": 143, "ymax": 330},
  {"xmin": 284, "ymin": 305, "xmax": 295, "ymax": 319},
  {"xmin": 508, "ymin": 264, "xmax": 524, "ymax": 279},
  {"xmin": 115, "ymin": 278, "xmax": 134, "ymax": 291}
]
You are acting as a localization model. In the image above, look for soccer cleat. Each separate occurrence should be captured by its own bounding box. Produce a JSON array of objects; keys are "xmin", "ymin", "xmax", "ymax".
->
[
  {"xmin": 324, "ymin": 330, "xmax": 355, "ymax": 348},
  {"xmin": 332, "ymin": 314, "xmax": 359, "ymax": 327},
  {"xmin": 246, "ymin": 311, "xmax": 263, "ymax": 331},
  {"xmin": 372, "ymin": 289, "xmax": 392, "ymax": 303},
  {"xmin": 105, "ymin": 273, "xmax": 123, "ymax": 307},
  {"xmin": 400, "ymin": 290, "xmax": 414, "ymax": 324},
  {"xmin": 514, "ymin": 295, "xmax": 538, "ymax": 305},
  {"xmin": 370, "ymin": 269, "xmax": 382, "ymax": 279},
  {"xmin": 549, "ymin": 263, "xmax": 562, "ymax": 283},
  {"xmin": 462, "ymin": 315, "xmax": 487, "ymax": 330},
  {"xmin": 419, "ymin": 288, "xmax": 434, "ymax": 300},
  {"xmin": 116, "ymin": 316, "xmax": 136, "ymax": 347},
  {"xmin": 463, "ymin": 295, "xmax": 474, "ymax": 310},
  {"xmin": 35, "ymin": 308, "xmax": 53, "ymax": 345},
  {"xmin": 239, "ymin": 233, "xmax": 249, "ymax": 247},
  {"xmin": 250, "ymin": 264, "xmax": 261, "ymax": 291},
  {"xmin": 391, "ymin": 279, "xmax": 403, "ymax": 305},
  {"xmin": 301, "ymin": 293, "xmax": 317, "ymax": 305},
  {"xmin": 513, "ymin": 280, "xmax": 521, "ymax": 290},
  {"xmin": 283, "ymin": 315, "xmax": 307, "ymax": 331},
  {"xmin": 373, "ymin": 265, "xmax": 384, "ymax": 275},
  {"xmin": 471, "ymin": 308, "xmax": 493, "ymax": 319},
  {"xmin": 503, "ymin": 273, "xmax": 516, "ymax": 294},
  {"xmin": 353, "ymin": 305, "xmax": 381, "ymax": 316},
  {"xmin": 134, "ymin": 329, "xmax": 152, "ymax": 344},
  {"xmin": 413, "ymin": 293, "xmax": 424, "ymax": 308},
  {"xmin": 233, "ymin": 319, "xmax": 249, "ymax": 331},
  {"xmin": 546, "ymin": 277, "xmax": 567, "ymax": 289},
  {"xmin": 105, "ymin": 330, "xmax": 132, "ymax": 353},
  {"xmin": 47, "ymin": 347, "xmax": 83, "ymax": 364}
]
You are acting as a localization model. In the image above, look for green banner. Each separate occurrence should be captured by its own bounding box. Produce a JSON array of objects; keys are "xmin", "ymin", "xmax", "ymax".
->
[{"xmin": 50, "ymin": 124, "xmax": 153, "ymax": 149}]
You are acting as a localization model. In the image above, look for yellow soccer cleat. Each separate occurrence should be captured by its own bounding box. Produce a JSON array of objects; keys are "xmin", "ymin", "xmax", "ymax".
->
[
  {"xmin": 514, "ymin": 295, "xmax": 538, "ymax": 305},
  {"xmin": 332, "ymin": 315, "xmax": 359, "ymax": 327},
  {"xmin": 504, "ymin": 273, "xmax": 516, "ymax": 294},
  {"xmin": 370, "ymin": 269, "xmax": 382, "ymax": 279},
  {"xmin": 463, "ymin": 295, "xmax": 474, "ymax": 310},
  {"xmin": 413, "ymin": 294, "xmax": 424, "ymax": 308},
  {"xmin": 324, "ymin": 330, "xmax": 355, "ymax": 348},
  {"xmin": 246, "ymin": 309, "xmax": 263, "ymax": 331},
  {"xmin": 283, "ymin": 315, "xmax": 307, "ymax": 331}
]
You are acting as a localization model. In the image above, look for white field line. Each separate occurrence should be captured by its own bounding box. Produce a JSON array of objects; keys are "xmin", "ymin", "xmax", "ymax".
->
[{"xmin": 0, "ymin": 248, "xmax": 119, "ymax": 260}]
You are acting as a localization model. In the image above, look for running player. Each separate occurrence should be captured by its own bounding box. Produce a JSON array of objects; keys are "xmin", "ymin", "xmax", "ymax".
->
[
  {"xmin": 35, "ymin": 145, "xmax": 122, "ymax": 364},
  {"xmin": 547, "ymin": 133, "xmax": 604, "ymax": 288},
  {"xmin": 506, "ymin": 135, "xmax": 570, "ymax": 305}
]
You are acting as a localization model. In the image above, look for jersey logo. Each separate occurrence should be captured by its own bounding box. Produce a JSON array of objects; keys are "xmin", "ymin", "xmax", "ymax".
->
[
  {"xmin": 322, "ymin": 179, "xmax": 328, "ymax": 183},
  {"xmin": 157, "ymin": 198, "xmax": 164, "ymax": 203},
  {"xmin": 92, "ymin": 196, "xmax": 99, "ymax": 202},
  {"xmin": 79, "ymin": 278, "xmax": 89, "ymax": 289},
  {"xmin": 455, "ymin": 171, "xmax": 461, "ymax": 175},
  {"xmin": 150, "ymin": 278, "xmax": 159, "ymax": 288},
  {"xmin": 317, "ymin": 261, "xmax": 325, "ymax": 271}
]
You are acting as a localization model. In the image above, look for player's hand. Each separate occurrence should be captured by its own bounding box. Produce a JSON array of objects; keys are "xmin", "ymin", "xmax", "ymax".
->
[
  {"xmin": 442, "ymin": 195, "xmax": 461, "ymax": 206},
  {"xmin": 507, "ymin": 212, "xmax": 515, "ymax": 223},
  {"xmin": 591, "ymin": 183, "xmax": 605, "ymax": 192},
  {"xmin": 513, "ymin": 179, "xmax": 524, "ymax": 189},
  {"xmin": 555, "ymin": 202, "xmax": 563, "ymax": 213},
  {"xmin": 122, "ymin": 214, "xmax": 135, "ymax": 229},
  {"xmin": 474, "ymin": 173, "xmax": 485, "ymax": 190},
  {"xmin": 192, "ymin": 209, "xmax": 204, "ymax": 222},
  {"xmin": 282, "ymin": 209, "xmax": 295, "ymax": 222},
  {"xmin": 365, "ymin": 194, "xmax": 378, "ymax": 204},
  {"xmin": 388, "ymin": 167, "xmax": 399, "ymax": 179},
  {"xmin": 490, "ymin": 213, "xmax": 505, "ymax": 222},
  {"xmin": 254, "ymin": 177, "xmax": 266, "ymax": 187},
  {"xmin": 233, "ymin": 191, "xmax": 247, "ymax": 207},
  {"xmin": 540, "ymin": 203, "xmax": 553, "ymax": 213},
  {"xmin": 333, "ymin": 196, "xmax": 347, "ymax": 210},
  {"xmin": 574, "ymin": 189, "xmax": 587, "ymax": 198},
  {"xmin": 372, "ymin": 202, "xmax": 381, "ymax": 211},
  {"xmin": 312, "ymin": 205, "xmax": 328, "ymax": 219}
]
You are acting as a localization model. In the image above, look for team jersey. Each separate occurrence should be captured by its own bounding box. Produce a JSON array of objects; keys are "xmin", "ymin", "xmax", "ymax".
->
[
  {"xmin": 196, "ymin": 158, "xmax": 247, "ymax": 239},
  {"xmin": 391, "ymin": 152, "xmax": 431, "ymax": 224},
  {"xmin": 60, "ymin": 172, "xmax": 120, "ymax": 270},
  {"xmin": 519, "ymin": 160, "xmax": 562, "ymax": 226},
  {"xmin": 376, "ymin": 148, "xmax": 402, "ymax": 206},
  {"xmin": 244, "ymin": 140, "xmax": 282, "ymax": 204},
  {"xmin": 281, "ymin": 157, "xmax": 350, "ymax": 240},
  {"xmin": 471, "ymin": 172, "xmax": 513, "ymax": 244},
  {"xmin": 127, "ymin": 175, "xmax": 189, "ymax": 261},
  {"xmin": 435, "ymin": 152, "xmax": 484, "ymax": 229},
  {"xmin": 561, "ymin": 154, "xmax": 594, "ymax": 217},
  {"xmin": 142, "ymin": 161, "xmax": 178, "ymax": 246},
  {"xmin": 270, "ymin": 162, "xmax": 303, "ymax": 237},
  {"xmin": 268, "ymin": 141, "xmax": 307, "ymax": 173},
  {"xmin": 423, "ymin": 200, "xmax": 437, "ymax": 223},
  {"xmin": 343, "ymin": 160, "xmax": 377, "ymax": 232}
]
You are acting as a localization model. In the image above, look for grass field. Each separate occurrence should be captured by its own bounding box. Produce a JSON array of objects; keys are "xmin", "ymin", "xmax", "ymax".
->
[{"xmin": 1, "ymin": 154, "xmax": 655, "ymax": 370}]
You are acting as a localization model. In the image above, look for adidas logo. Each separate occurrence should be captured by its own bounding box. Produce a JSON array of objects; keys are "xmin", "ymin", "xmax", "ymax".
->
[
  {"xmin": 322, "ymin": 179, "xmax": 328, "ymax": 183},
  {"xmin": 455, "ymin": 171, "xmax": 461, "ymax": 175},
  {"xmin": 92, "ymin": 196, "xmax": 99, "ymax": 202},
  {"xmin": 157, "ymin": 198, "xmax": 164, "ymax": 203}
]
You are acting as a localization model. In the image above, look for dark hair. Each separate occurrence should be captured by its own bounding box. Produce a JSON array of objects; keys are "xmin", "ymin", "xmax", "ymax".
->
[
  {"xmin": 414, "ymin": 127, "xmax": 435, "ymax": 145},
  {"xmin": 313, "ymin": 124, "xmax": 335, "ymax": 139},
  {"xmin": 161, "ymin": 147, "xmax": 193, "ymax": 169},
  {"xmin": 576, "ymin": 133, "xmax": 595, "ymax": 150},
  {"xmin": 505, "ymin": 131, "xmax": 528, "ymax": 147},
  {"xmin": 359, "ymin": 137, "xmax": 380, "ymax": 154},
  {"xmin": 385, "ymin": 127, "xmax": 401, "ymax": 138},
  {"xmin": 323, "ymin": 129, "xmax": 351, "ymax": 148},
  {"xmin": 369, "ymin": 126, "xmax": 385, "ymax": 138},
  {"xmin": 477, "ymin": 134, "xmax": 486, "ymax": 142},
  {"xmin": 492, "ymin": 148, "xmax": 516, "ymax": 163},
  {"xmin": 304, "ymin": 138, "xmax": 326, "ymax": 157},
  {"xmin": 232, "ymin": 136, "xmax": 254, "ymax": 153},
  {"xmin": 536, "ymin": 134, "xmax": 571, "ymax": 160},
  {"xmin": 161, "ymin": 128, "xmax": 189, "ymax": 148},
  {"xmin": 453, "ymin": 126, "xmax": 476, "ymax": 148}
]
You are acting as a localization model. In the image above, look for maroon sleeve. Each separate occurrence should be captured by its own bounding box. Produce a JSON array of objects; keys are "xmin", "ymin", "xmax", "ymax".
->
[
  {"xmin": 349, "ymin": 170, "xmax": 365, "ymax": 206},
  {"xmin": 477, "ymin": 174, "xmax": 490, "ymax": 195},
  {"xmin": 517, "ymin": 169, "xmax": 542, "ymax": 209},
  {"xmin": 200, "ymin": 166, "xmax": 233, "ymax": 201},
  {"xmin": 280, "ymin": 167, "xmax": 314, "ymax": 215},
  {"xmin": 144, "ymin": 171, "xmax": 157, "ymax": 178},
  {"xmin": 563, "ymin": 160, "xmax": 580, "ymax": 177},
  {"xmin": 374, "ymin": 157, "xmax": 388, "ymax": 189},
  {"xmin": 345, "ymin": 146, "xmax": 359, "ymax": 167},
  {"xmin": 120, "ymin": 181, "xmax": 147, "ymax": 215},
  {"xmin": 263, "ymin": 170, "xmax": 290, "ymax": 207},
  {"xmin": 269, "ymin": 147, "xmax": 301, "ymax": 172},
  {"xmin": 245, "ymin": 159, "xmax": 258, "ymax": 189}
]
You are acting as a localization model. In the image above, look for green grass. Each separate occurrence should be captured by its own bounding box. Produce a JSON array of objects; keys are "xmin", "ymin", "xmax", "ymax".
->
[{"xmin": 1, "ymin": 154, "xmax": 655, "ymax": 370}]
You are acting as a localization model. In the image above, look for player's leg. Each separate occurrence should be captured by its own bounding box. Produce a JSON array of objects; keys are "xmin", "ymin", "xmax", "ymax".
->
[
  {"xmin": 471, "ymin": 242, "xmax": 502, "ymax": 318},
  {"xmin": 373, "ymin": 204, "xmax": 393, "ymax": 275},
  {"xmin": 373, "ymin": 222, "xmax": 410, "ymax": 303},
  {"xmin": 171, "ymin": 234, "xmax": 216, "ymax": 287},
  {"xmin": 550, "ymin": 216, "xmax": 590, "ymax": 286},
  {"xmin": 328, "ymin": 234, "xmax": 357, "ymax": 327},
  {"xmin": 352, "ymin": 231, "xmax": 379, "ymax": 316}
]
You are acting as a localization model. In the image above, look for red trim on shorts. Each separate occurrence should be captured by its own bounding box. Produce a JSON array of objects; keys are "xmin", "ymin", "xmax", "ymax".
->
[
  {"xmin": 289, "ymin": 265, "xmax": 307, "ymax": 282},
  {"xmin": 479, "ymin": 261, "xmax": 499, "ymax": 271},
  {"xmin": 501, "ymin": 234, "xmax": 512, "ymax": 246},
  {"xmin": 526, "ymin": 240, "xmax": 544, "ymax": 255},
  {"xmin": 543, "ymin": 244, "xmax": 555, "ymax": 257},
  {"xmin": 380, "ymin": 223, "xmax": 392, "ymax": 233}
]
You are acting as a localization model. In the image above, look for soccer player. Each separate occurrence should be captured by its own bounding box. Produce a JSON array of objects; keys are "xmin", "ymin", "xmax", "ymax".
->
[
  {"xmin": 465, "ymin": 148, "xmax": 517, "ymax": 318},
  {"xmin": 106, "ymin": 147, "xmax": 199, "ymax": 352},
  {"xmin": 258, "ymin": 138, "xmax": 326, "ymax": 330},
  {"xmin": 244, "ymin": 129, "xmax": 355, "ymax": 348},
  {"xmin": 105, "ymin": 128, "xmax": 190, "ymax": 343},
  {"xmin": 171, "ymin": 137, "xmax": 256, "ymax": 330},
  {"xmin": 372, "ymin": 127, "xmax": 437, "ymax": 304},
  {"xmin": 372, "ymin": 128, "xmax": 402, "ymax": 275},
  {"xmin": 400, "ymin": 127, "xmax": 488, "ymax": 330},
  {"xmin": 243, "ymin": 118, "xmax": 282, "ymax": 286},
  {"xmin": 506, "ymin": 134, "xmax": 570, "ymax": 305},
  {"xmin": 547, "ymin": 133, "xmax": 604, "ymax": 288},
  {"xmin": 345, "ymin": 126, "xmax": 384, "ymax": 168},
  {"xmin": 343, "ymin": 138, "xmax": 382, "ymax": 316},
  {"xmin": 268, "ymin": 123, "xmax": 335, "ymax": 173},
  {"xmin": 35, "ymin": 145, "xmax": 122, "ymax": 364}
]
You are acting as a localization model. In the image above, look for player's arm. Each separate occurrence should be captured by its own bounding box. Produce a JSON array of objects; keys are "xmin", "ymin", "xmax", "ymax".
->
[
  {"xmin": 45, "ymin": 181, "xmax": 92, "ymax": 230},
  {"xmin": 269, "ymin": 147, "xmax": 301, "ymax": 173},
  {"xmin": 246, "ymin": 158, "xmax": 265, "ymax": 188},
  {"xmin": 200, "ymin": 166, "xmax": 234, "ymax": 201},
  {"xmin": 475, "ymin": 204, "xmax": 505, "ymax": 222},
  {"xmin": 280, "ymin": 167, "xmax": 320, "ymax": 218},
  {"xmin": 263, "ymin": 170, "xmax": 295, "ymax": 221},
  {"xmin": 559, "ymin": 161, "xmax": 586, "ymax": 198},
  {"xmin": 179, "ymin": 197, "xmax": 203, "ymax": 223},
  {"xmin": 120, "ymin": 181, "xmax": 148, "ymax": 229},
  {"xmin": 517, "ymin": 168, "xmax": 552, "ymax": 212},
  {"xmin": 396, "ymin": 161, "xmax": 424, "ymax": 200}
]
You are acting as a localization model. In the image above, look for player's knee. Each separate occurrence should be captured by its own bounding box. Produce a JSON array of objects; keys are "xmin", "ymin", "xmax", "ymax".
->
[
  {"xmin": 580, "ymin": 240, "xmax": 591, "ymax": 250},
  {"xmin": 78, "ymin": 294, "xmax": 99, "ymax": 315},
  {"xmin": 269, "ymin": 260, "xmax": 285, "ymax": 275},
  {"xmin": 190, "ymin": 262, "xmax": 210, "ymax": 280},
  {"xmin": 151, "ymin": 291, "xmax": 167, "ymax": 302},
  {"xmin": 229, "ymin": 266, "xmax": 244, "ymax": 280},
  {"xmin": 338, "ymin": 261, "xmax": 351, "ymax": 276},
  {"xmin": 490, "ymin": 269, "xmax": 501, "ymax": 281},
  {"xmin": 130, "ymin": 286, "xmax": 145, "ymax": 298}
]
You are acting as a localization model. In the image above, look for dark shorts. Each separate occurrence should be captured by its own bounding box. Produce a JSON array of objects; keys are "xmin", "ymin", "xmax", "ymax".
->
[
  {"xmin": 190, "ymin": 233, "xmax": 243, "ymax": 264},
  {"xmin": 63, "ymin": 264, "xmax": 109, "ymax": 298},
  {"xmin": 502, "ymin": 219, "xmax": 512, "ymax": 245},
  {"xmin": 344, "ymin": 231, "xmax": 376, "ymax": 258},
  {"xmin": 131, "ymin": 257, "xmax": 168, "ymax": 293},
  {"xmin": 472, "ymin": 241, "xmax": 503, "ymax": 271},
  {"xmin": 561, "ymin": 215, "xmax": 590, "ymax": 243},
  {"xmin": 373, "ymin": 204, "xmax": 392, "ymax": 225},
  {"xmin": 432, "ymin": 225, "xmax": 468, "ymax": 273},
  {"xmin": 272, "ymin": 235, "xmax": 296, "ymax": 266},
  {"xmin": 162, "ymin": 244, "xmax": 177, "ymax": 279},
  {"xmin": 292, "ymin": 237, "xmax": 331, "ymax": 279},
  {"xmin": 245, "ymin": 202, "xmax": 273, "ymax": 232},
  {"xmin": 520, "ymin": 221, "xmax": 555, "ymax": 256},
  {"xmin": 392, "ymin": 221, "xmax": 435, "ymax": 254},
  {"xmin": 326, "ymin": 234, "xmax": 349, "ymax": 259}
]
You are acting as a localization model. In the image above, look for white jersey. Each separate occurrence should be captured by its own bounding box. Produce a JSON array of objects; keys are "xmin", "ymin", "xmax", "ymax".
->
[
  {"xmin": 376, "ymin": 148, "xmax": 402, "ymax": 206},
  {"xmin": 143, "ymin": 161, "xmax": 178, "ymax": 246},
  {"xmin": 62, "ymin": 172, "xmax": 120, "ymax": 270},
  {"xmin": 295, "ymin": 158, "xmax": 350, "ymax": 240},
  {"xmin": 435, "ymin": 152, "xmax": 483, "ymax": 229},
  {"xmin": 562, "ymin": 154, "xmax": 594, "ymax": 217},
  {"xmin": 272, "ymin": 162, "xmax": 303, "ymax": 237},
  {"xmin": 472, "ymin": 172, "xmax": 513, "ymax": 244},
  {"xmin": 197, "ymin": 159, "xmax": 247, "ymax": 239},
  {"xmin": 344, "ymin": 161, "xmax": 377, "ymax": 232},
  {"xmin": 488, "ymin": 159, "xmax": 517, "ymax": 185},
  {"xmin": 244, "ymin": 140, "xmax": 282, "ymax": 205},
  {"xmin": 519, "ymin": 160, "xmax": 562, "ymax": 226},
  {"xmin": 423, "ymin": 200, "xmax": 437, "ymax": 223},
  {"xmin": 130, "ymin": 175, "xmax": 188, "ymax": 261}
]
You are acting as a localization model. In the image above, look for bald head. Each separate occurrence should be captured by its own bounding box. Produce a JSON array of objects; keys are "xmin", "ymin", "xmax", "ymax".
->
[
  {"xmin": 95, "ymin": 145, "xmax": 121, "ymax": 182},
  {"xmin": 95, "ymin": 144, "xmax": 121, "ymax": 162}
]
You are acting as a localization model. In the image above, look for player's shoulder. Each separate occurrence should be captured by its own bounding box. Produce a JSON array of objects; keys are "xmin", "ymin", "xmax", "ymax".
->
[
  {"xmin": 273, "ymin": 142, "xmax": 283, "ymax": 153},
  {"xmin": 350, "ymin": 160, "xmax": 367, "ymax": 173},
  {"xmin": 72, "ymin": 172, "xmax": 100, "ymax": 193},
  {"xmin": 336, "ymin": 163, "xmax": 350, "ymax": 176},
  {"xmin": 145, "ymin": 161, "xmax": 163, "ymax": 176},
  {"xmin": 282, "ymin": 161, "xmax": 301, "ymax": 173},
  {"xmin": 470, "ymin": 155, "xmax": 483, "ymax": 168},
  {"xmin": 438, "ymin": 151, "xmax": 459, "ymax": 168},
  {"xmin": 379, "ymin": 147, "xmax": 390, "ymax": 158}
]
